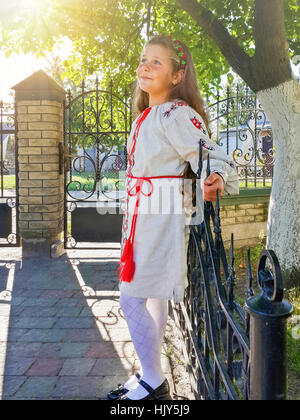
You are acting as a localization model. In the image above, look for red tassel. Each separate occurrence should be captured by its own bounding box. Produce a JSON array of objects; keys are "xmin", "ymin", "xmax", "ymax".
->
[
  {"xmin": 121, "ymin": 238, "xmax": 133, "ymax": 263},
  {"xmin": 120, "ymin": 259, "xmax": 136, "ymax": 283},
  {"xmin": 117, "ymin": 239, "xmax": 136, "ymax": 283}
]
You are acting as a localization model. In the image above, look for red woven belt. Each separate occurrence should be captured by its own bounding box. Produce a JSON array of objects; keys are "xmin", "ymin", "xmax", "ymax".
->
[{"xmin": 116, "ymin": 173, "xmax": 183, "ymax": 283}]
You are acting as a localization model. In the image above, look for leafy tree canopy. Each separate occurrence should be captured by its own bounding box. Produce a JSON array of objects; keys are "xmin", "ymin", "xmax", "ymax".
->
[{"xmin": 0, "ymin": 0, "xmax": 299, "ymax": 97}]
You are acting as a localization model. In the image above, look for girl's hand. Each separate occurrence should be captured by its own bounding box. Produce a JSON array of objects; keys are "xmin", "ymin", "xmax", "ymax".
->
[{"xmin": 204, "ymin": 173, "xmax": 224, "ymax": 202}]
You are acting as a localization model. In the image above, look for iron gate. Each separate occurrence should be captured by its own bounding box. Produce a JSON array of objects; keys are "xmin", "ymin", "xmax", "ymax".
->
[
  {"xmin": 0, "ymin": 101, "xmax": 20, "ymax": 247},
  {"xmin": 64, "ymin": 79, "xmax": 131, "ymax": 249}
]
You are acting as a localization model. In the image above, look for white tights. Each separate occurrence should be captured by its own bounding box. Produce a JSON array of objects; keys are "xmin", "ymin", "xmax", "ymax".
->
[{"xmin": 119, "ymin": 294, "xmax": 169, "ymax": 399}]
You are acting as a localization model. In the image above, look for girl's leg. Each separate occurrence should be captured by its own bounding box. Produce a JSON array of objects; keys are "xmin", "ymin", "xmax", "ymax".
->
[
  {"xmin": 121, "ymin": 297, "xmax": 169, "ymax": 392},
  {"xmin": 146, "ymin": 297, "xmax": 169, "ymax": 348},
  {"xmin": 119, "ymin": 293, "xmax": 168, "ymax": 399}
]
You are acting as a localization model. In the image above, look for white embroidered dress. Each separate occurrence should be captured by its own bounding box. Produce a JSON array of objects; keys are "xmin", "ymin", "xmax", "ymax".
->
[{"xmin": 118, "ymin": 99, "xmax": 239, "ymax": 303}]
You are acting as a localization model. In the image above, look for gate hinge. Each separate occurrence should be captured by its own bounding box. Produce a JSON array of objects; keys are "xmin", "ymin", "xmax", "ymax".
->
[{"xmin": 59, "ymin": 143, "xmax": 64, "ymax": 175}]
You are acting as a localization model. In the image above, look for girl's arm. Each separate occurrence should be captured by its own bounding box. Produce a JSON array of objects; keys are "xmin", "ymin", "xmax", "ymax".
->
[
  {"xmin": 163, "ymin": 105, "xmax": 239, "ymax": 197},
  {"xmin": 204, "ymin": 172, "xmax": 225, "ymax": 201}
]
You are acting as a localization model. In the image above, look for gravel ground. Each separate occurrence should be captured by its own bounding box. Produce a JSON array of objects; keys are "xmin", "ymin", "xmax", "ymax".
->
[{"xmin": 164, "ymin": 312, "xmax": 195, "ymax": 401}]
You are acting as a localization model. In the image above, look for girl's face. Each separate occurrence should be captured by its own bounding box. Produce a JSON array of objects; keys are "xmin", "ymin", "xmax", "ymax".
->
[{"xmin": 137, "ymin": 44, "xmax": 182, "ymax": 101}]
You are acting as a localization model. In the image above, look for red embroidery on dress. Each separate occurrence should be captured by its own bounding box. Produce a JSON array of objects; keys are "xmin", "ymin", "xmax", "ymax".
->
[
  {"xmin": 191, "ymin": 116, "xmax": 207, "ymax": 135},
  {"xmin": 198, "ymin": 139, "xmax": 215, "ymax": 151},
  {"xmin": 162, "ymin": 101, "xmax": 188, "ymax": 118},
  {"xmin": 191, "ymin": 117, "xmax": 202, "ymax": 130}
]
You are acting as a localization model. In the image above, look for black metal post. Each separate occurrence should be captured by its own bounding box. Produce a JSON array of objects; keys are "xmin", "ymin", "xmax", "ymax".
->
[{"xmin": 245, "ymin": 250, "xmax": 293, "ymax": 400}]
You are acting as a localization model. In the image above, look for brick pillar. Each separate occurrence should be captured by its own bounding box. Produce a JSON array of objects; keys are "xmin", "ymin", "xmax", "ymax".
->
[{"xmin": 12, "ymin": 70, "xmax": 66, "ymax": 257}]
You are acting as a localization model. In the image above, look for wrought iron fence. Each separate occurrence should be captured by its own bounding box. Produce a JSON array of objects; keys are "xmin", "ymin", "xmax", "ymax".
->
[
  {"xmin": 0, "ymin": 100, "xmax": 19, "ymax": 247},
  {"xmin": 170, "ymin": 147, "xmax": 292, "ymax": 400},
  {"xmin": 208, "ymin": 85, "xmax": 274, "ymax": 188}
]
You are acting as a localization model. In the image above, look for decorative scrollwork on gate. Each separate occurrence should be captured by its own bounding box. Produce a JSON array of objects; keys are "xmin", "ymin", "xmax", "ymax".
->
[
  {"xmin": 6, "ymin": 197, "xmax": 17, "ymax": 208},
  {"xmin": 208, "ymin": 84, "xmax": 274, "ymax": 187},
  {"xmin": 64, "ymin": 78, "xmax": 131, "ymax": 248}
]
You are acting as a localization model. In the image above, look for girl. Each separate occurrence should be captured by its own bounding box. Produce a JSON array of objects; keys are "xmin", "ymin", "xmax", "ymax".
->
[{"xmin": 108, "ymin": 35, "xmax": 239, "ymax": 400}]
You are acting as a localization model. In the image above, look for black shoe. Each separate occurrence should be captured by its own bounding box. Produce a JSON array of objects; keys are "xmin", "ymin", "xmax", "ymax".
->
[
  {"xmin": 107, "ymin": 372, "xmax": 141, "ymax": 400},
  {"xmin": 119, "ymin": 378, "xmax": 171, "ymax": 400}
]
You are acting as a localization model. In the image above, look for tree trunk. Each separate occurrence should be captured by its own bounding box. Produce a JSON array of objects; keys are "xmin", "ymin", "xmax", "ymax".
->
[
  {"xmin": 252, "ymin": 0, "xmax": 292, "ymax": 91},
  {"xmin": 256, "ymin": 79, "xmax": 300, "ymax": 285},
  {"xmin": 176, "ymin": 0, "xmax": 253, "ymax": 88}
]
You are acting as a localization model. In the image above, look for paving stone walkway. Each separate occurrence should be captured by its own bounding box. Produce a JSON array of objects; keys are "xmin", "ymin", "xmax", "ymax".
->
[{"xmin": 0, "ymin": 246, "xmax": 173, "ymax": 400}]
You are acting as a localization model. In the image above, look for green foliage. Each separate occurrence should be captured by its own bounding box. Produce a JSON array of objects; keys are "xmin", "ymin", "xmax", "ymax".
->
[
  {"xmin": 284, "ymin": 0, "xmax": 300, "ymax": 59},
  {"xmin": 1, "ymin": 1, "xmax": 298, "ymax": 97},
  {"xmin": 64, "ymin": 80, "xmax": 131, "ymax": 154}
]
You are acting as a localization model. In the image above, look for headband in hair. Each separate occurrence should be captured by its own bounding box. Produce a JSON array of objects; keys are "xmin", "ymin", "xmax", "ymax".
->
[{"xmin": 158, "ymin": 33, "xmax": 187, "ymax": 70}]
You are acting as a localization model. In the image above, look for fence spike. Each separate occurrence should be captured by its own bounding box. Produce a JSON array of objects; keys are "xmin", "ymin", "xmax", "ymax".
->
[
  {"xmin": 216, "ymin": 189, "xmax": 220, "ymax": 214},
  {"xmin": 198, "ymin": 141, "xmax": 203, "ymax": 179},
  {"xmin": 206, "ymin": 153, "xmax": 211, "ymax": 178},
  {"xmin": 227, "ymin": 233, "xmax": 236, "ymax": 307},
  {"xmin": 246, "ymin": 248, "xmax": 254, "ymax": 298},
  {"xmin": 230, "ymin": 233, "xmax": 234, "ymax": 267},
  {"xmin": 213, "ymin": 189, "xmax": 222, "ymax": 235}
]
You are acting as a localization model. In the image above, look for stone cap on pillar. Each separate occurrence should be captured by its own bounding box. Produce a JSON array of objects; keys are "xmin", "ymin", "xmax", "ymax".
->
[{"xmin": 11, "ymin": 69, "xmax": 66, "ymax": 102}]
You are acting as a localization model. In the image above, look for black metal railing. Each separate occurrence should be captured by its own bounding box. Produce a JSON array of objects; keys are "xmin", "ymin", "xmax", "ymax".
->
[
  {"xmin": 0, "ymin": 100, "xmax": 19, "ymax": 247},
  {"xmin": 170, "ymin": 146, "xmax": 292, "ymax": 400}
]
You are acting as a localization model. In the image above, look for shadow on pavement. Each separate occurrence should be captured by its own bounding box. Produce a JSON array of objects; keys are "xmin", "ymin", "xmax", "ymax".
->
[{"xmin": 0, "ymin": 246, "xmax": 143, "ymax": 400}]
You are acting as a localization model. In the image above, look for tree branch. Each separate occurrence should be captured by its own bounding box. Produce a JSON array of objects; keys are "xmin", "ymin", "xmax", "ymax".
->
[
  {"xmin": 146, "ymin": 0, "xmax": 152, "ymax": 40},
  {"xmin": 176, "ymin": 0, "xmax": 255, "ymax": 89}
]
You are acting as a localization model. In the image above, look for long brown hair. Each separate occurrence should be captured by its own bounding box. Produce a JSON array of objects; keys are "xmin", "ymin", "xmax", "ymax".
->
[{"xmin": 132, "ymin": 35, "xmax": 211, "ymax": 186}]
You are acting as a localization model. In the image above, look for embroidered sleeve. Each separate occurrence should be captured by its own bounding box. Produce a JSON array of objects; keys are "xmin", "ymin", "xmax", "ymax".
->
[
  {"xmin": 162, "ymin": 100, "xmax": 189, "ymax": 118},
  {"xmin": 164, "ymin": 105, "xmax": 239, "ymax": 196}
]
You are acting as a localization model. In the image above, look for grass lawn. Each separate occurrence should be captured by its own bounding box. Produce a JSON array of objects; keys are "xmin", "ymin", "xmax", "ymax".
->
[
  {"xmin": 1, "ymin": 175, "xmax": 16, "ymax": 190},
  {"xmin": 239, "ymin": 181, "xmax": 272, "ymax": 189},
  {"xmin": 67, "ymin": 173, "xmax": 124, "ymax": 191},
  {"xmin": 286, "ymin": 288, "xmax": 300, "ymax": 400},
  {"xmin": 1, "ymin": 173, "xmax": 125, "ymax": 191}
]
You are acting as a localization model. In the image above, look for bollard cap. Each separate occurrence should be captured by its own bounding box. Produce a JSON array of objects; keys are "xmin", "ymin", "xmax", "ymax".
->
[
  {"xmin": 245, "ymin": 293, "xmax": 293, "ymax": 319},
  {"xmin": 244, "ymin": 250, "xmax": 293, "ymax": 319}
]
